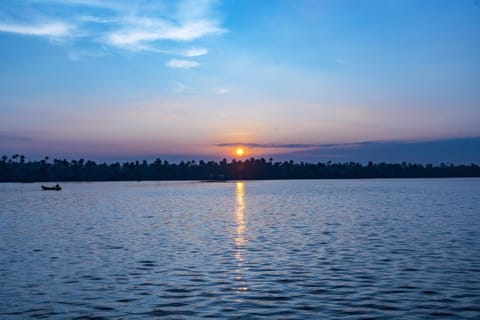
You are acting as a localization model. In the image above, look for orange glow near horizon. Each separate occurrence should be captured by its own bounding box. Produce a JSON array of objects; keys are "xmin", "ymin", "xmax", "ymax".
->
[{"xmin": 235, "ymin": 147, "xmax": 245, "ymax": 157}]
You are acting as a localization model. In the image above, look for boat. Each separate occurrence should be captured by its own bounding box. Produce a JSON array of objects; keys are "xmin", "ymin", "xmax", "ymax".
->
[{"xmin": 41, "ymin": 185, "xmax": 62, "ymax": 191}]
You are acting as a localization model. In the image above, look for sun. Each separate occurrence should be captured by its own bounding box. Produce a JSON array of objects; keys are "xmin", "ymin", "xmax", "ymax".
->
[{"xmin": 235, "ymin": 147, "xmax": 245, "ymax": 156}]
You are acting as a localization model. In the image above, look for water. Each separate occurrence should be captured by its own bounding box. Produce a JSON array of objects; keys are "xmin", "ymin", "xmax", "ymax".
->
[{"xmin": 1, "ymin": 179, "xmax": 479, "ymax": 319}]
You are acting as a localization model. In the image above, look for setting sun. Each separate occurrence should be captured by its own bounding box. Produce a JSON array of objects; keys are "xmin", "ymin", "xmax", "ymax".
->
[{"xmin": 235, "ymin": 148, "xmax": 245, "ymax": 156}]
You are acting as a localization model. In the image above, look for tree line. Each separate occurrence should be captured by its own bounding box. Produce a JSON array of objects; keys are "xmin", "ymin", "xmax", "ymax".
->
[{"xmin": 0, "ymin": 155, "xmax": 479, "ymax": 182}]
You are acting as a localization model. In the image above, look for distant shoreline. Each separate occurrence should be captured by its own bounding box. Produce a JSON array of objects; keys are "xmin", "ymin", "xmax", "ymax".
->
[
  {"xmin": 4, "ymin": 177, "xmax": 480, "ymax": 184},
  {"xmin": 1, "ymin": 155, "xmax": 479, "ymax": 182}
]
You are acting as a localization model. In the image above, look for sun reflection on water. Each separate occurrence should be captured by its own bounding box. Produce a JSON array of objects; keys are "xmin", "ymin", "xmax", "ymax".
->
[
  {"xmin": 233, "ymin": 181, "xmax": 249, "ymax": 293},
  {"xmin": 234, "ymin": 181, "xmax": 246, "ymax": 259}
]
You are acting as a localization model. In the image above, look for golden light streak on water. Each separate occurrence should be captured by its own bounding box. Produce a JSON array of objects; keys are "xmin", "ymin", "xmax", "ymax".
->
[{"xmin": 235, "ymin": 181, "xmax": 246, "ymax": 250}]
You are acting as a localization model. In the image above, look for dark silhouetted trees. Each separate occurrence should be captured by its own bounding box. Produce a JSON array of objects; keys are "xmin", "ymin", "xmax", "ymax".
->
[{"xmin": 0, "ymin": 155, "xmax": 479, "ymax": 182}]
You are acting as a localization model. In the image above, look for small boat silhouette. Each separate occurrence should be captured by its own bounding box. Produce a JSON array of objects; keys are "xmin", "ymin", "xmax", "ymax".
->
[{"xmin": 41, "ymin": 184, "xmax": 62, "ymax": 191}]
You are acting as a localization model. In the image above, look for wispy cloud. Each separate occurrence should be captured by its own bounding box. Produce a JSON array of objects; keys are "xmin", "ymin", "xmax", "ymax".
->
[
  {"xmin": 274, "ymin": 137, "xmax": 480, "ymax": 164},
  {"xmin": 217, "ymin": 141, "xmax": 382, "ymax": 149},
  {"xmin": 0, "ymin": 132, "xmax": 33, "ymax": 142},
  {"xmin": 218, "ymin": 138, "xmax": 480, "ymax": 164},
  {"xmin": 175, "ymin": 0, "xmax": 218, "ymax": 21},
  {"xmin": 183, "ymin": 47, "xmax": 208, "ymax": 57},
  {"xmin": 67, "ymin": 48, "xmax": 109, "ymax": 61},
  {"xmin": 105, "ymin": 19, "xmax": 224, "ymax": 50},
  {"xmin": 0, "ymin": 0, "xmax": 226, "ymax": 63},
  {"xmin": 76, "ymin": 15, "xmax": 116, "ymax": 24},
  {"xmin": 173, "ymin": 81, "xmax": 186, "ymax": 93},
  {"xmin": 0, "ymin": 22, "xmax": 74, "ymax": 38},
  {"xmin": 217, "ymin": 142, "xmax": 319, "ymax": 149},
  {"xmin": 214, "ymin": 87, "xmax": 231, "ymax": 94},
  {"xmin": 30, "ymin": 0, "xmax": 130, "ymax": 11},
  {"xmin": 166, "ymin": 59, "xmax": 199, "ymax": 69}
]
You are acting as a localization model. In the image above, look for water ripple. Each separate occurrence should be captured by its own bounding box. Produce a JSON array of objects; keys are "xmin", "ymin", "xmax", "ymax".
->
[{"xmin": 1, "ymin": 179, "xmax": 480, "ymax": 318}]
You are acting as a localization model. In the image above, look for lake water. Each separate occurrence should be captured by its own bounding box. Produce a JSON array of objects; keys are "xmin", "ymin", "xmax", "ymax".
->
[{"xmin": 1, "ymin": 179, "xmax": 480, "ymax": 319}]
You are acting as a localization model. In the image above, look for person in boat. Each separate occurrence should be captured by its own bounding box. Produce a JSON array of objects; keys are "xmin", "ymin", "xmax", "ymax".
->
[{"xmin": 56, "ymin": 184, "xmax": 60, "ymax": 189}]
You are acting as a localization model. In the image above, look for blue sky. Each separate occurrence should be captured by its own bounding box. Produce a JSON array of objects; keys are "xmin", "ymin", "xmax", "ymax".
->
[{"xmin": 0, "ymin": 0, "xmax": 479, "ymax": 162}]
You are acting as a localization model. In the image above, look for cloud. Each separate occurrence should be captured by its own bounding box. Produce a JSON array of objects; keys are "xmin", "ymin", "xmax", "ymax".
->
[
  {"xmin": 76, "ymin": 15, "xmax": 116, "ymax": 24},
  {"xmin": 30, "ymin": 0, "xmax": 129, "ymax": 11},
  {"xmin": 217, "ymin": 142, "xmax": 318, "ymax": 149},
  {"xmin": 0, "ymin": 133, "xmax": 33, "ymax": 142},
  {"xmin": 183, "ymin": 47, "xmax": 208, "ymax": 57},
  {"xmin": 0, "ymin": 22, "xmax": 73, "ymax": 38},
  {"xmin": 67, "ymin": 48, "xmax": 109, "ymax": 61},
  {"xmin": 217, "ymin": 141, "xmax": 409, "ymax": 150},
  {"xmin": 0, "ymin": 0, "xmax": 226, "ymax": 61},
  {"xmin": 213, "ymin": 87, "xmax": 232, "ymax": 94},
  {"xmin": 176, "ymin": 0, "xmax": 218, "ymax": 21},
  {"xmin": 173, "ymin": 81, "xmax": 186, "ymax": 93},
  {"xmin": 166, "ymin": 59, "xmax": 199, "ymax": 69},
  {"xmin": 219, "ymin": 138, "xmax": 480, "ymax": 164},
  {"xmin": 105, "ymin": 19, "xmax": 224, "ymax": 49},
  {"xmin": 274, "ymin": 137, "xmax": 480, "ymax": 164}
]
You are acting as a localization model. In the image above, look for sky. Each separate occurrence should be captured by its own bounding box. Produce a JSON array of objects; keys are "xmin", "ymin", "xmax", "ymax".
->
[{"xmin": 0, "ymin": 0, "xmax": 479, "ymax": 163}]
